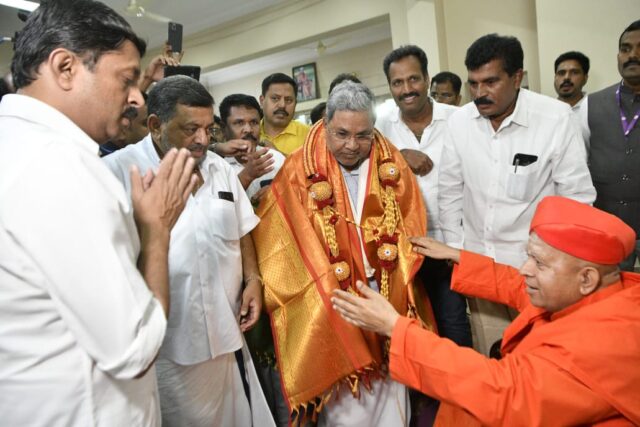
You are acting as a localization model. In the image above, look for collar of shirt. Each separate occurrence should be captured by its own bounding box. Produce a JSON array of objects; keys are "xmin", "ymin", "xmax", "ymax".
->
[
  {"xmin": 260, "ymin": 118, "xmax": 300, "ymax": 140},
  {"xmin": 0, "ymin": 94, "xmax": 100, "ymax": 156},
  {"xmin": 571, "ymin": 93, "xmax": 588, "ymax": 110},
  {"xmin": 388, "ymin": 97, "xmax": 449, "ymax": 126},
  {"xmin": 470, "ymin": 88, "xmax": 530, "ymax": 130},
  {"xmin": 140, "ymin": 134, "xmax": 219, "ymax": 181}
]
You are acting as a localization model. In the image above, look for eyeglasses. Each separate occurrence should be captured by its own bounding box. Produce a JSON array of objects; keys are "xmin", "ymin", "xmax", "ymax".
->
[{"xmin": 326, "ymin": 127, "xmax": 374, "ymax": 144}]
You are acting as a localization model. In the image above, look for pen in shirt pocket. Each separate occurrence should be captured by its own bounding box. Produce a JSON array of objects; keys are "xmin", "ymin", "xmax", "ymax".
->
[{"xmin": 513, "ymin": 153, "xmax": 538, "ymax": 173}]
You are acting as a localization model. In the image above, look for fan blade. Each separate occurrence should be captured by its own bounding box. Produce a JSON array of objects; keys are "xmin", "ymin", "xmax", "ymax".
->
[{"xmin": 144, "ymin": 10, "xmax": 172, "ymax": 23}]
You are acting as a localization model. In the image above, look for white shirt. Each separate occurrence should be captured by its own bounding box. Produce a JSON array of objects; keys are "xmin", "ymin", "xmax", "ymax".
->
[
  {"xmin": 0, "ymin": 95, "xmax": 166, "ymax": 426},
  {"xmin": 376, "ymin": 100, "xmax": 457, "ymax": 240},
  {"xmin": 226, "ymin": 147, "xmax": 286, "ymax": 200},
  {"xmin": 104, "ymin": 135, "xmax": 259, "ymax": 365},
  {"xmin": 438, "ymin": 89, "xmax": 596, "ymax": 267},
  {"xmin": 571, "ymin": 93, "xmax": 591, "ymax": 148}
]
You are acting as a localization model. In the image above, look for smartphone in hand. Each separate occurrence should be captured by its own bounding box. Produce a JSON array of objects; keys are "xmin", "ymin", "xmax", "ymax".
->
[{"xmin": 168, "ymin": 22, "xmax": 183, "ymax": 53}]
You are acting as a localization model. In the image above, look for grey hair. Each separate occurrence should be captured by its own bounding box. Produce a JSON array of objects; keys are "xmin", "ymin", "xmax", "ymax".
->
[
  {"xmin": 325, "ymin": 81, "xmax": 376, "ymax": 124},
  {"xmin": 147, "ymin": 75, "xmax": 214, "ymax": 123}
]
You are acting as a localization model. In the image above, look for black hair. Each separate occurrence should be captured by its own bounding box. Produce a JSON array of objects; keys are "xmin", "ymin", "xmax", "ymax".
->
[
  {"xmin": 219, "ymin": 93, "xmax": 263, "ymax": 125},
  {"xmin": 465, "ymin": 34, "xmax": 523, "ymax": 76},
  {"xmin": 383, "ymin": 45, "xmax": 428, "ymax": 82},
  {"xmin": 147, "ymin": 75, "xmax": 213, "ymax": 123},
  {"xmin": 310, "ymin": 102, "xmax": 326, "ymax": 124},
  {"xmin": 214, "ymin": 115, "xmax": 222, "ymax": 126},
  {"xmin": 11, "ymin": 0, "xmax": 146, "ymax": 89},
  {"xmin": 620, "ymin": 20, "xmax": 640, "ymax": 48},
  {"xmin": 0, "ymin": 79, "xmax": 11, "ymax": 101},
  {"xmin": 554, "ymin": 51, "xmax": 590, "ymax": 74},
  {"xmin": 261, "ymin": 72, "xmax": 297, "ymax": 96},
  {"xmin": 328, "ymin": 73, "xmax": 361, "ymax": 95},
  {"xmin": 431, "ymin": 71, "xmax": 462, "ymax": 94}
]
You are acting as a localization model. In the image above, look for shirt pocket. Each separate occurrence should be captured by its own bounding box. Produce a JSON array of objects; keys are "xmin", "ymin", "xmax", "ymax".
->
[
  {"xmin": 506, "ymin": 162, "xmax": 539, "ymax": 201},
  {"xmin": 206, "ymin": 198, "xmax": 240, "ymax": 241}
]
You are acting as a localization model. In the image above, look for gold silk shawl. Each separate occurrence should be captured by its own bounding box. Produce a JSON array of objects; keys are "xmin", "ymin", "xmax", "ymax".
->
[{"xmin": 252, "ymin": 121, "xmax": 430, "ymax": 419}]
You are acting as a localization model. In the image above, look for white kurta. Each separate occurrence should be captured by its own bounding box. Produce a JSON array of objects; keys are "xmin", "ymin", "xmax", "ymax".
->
[
  {"xmin": 103, "ymin": 135, "xmax": 274, "ymax": 426},
  {"xmin": 0, "ymin": 94, "xmax": 166, "ymax": 426},
  {"xmin": 376, "ymin": 99, "xmax": 458, "ymax": 241}
]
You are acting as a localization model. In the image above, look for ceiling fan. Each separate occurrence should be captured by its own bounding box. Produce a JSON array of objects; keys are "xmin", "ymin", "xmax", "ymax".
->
[
  {"xmin": 123, "ymin": 0, "xmax": 172, "ymax": 24},
  {"xmin": 314, "ymin": 40, "xmax": 340, "ymax": 55}
]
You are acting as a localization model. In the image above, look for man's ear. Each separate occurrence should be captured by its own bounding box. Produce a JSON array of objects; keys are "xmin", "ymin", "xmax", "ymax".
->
[
  {"xmin": 578, "ymin": 266, "xmax": 600, "ymax": 296},
  {"xmin": 48, "ymin": 48, "xmax": 81, "ymax": 91},
  {"xmin": 259, "ymin": 94, "xmax": 265, "ymax": 107},
  {"xmin": 147, "ymin": 114, "xmax": 162, "ymax": 138},
  {"xmin": 513, "ymin": 68, "xmax": 524, "ymax": 89}
]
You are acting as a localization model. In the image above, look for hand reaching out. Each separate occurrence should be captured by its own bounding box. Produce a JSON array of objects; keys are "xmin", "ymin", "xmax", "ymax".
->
[
  {"xmin": 408, "ymin": 236, "xmax": 461, "ymax": 263},
  {"xmin": 331, "ymin": 281, "xmax": 400, "ymax": 338}
]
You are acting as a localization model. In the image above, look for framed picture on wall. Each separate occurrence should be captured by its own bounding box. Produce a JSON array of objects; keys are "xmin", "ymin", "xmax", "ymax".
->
[{"xmin": 292, "ymin": 63, "xmax": 319, "ymax": 102}]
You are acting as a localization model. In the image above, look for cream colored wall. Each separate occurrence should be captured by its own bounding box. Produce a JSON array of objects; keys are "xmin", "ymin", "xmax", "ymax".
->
[
  {"xmin": 206, "ymin": 38, "xmax": 394, "ymax": 115},
  {"xmin": 1, "ymin": 45, "xmax": 11, "ymax": 75},
  {"xmin": 439, "ymin": 0, "xmax": 540, "ymax": 103},
  {"xmin": 536, "ymin": 0, "xmax": 640, "ymax": 97}
]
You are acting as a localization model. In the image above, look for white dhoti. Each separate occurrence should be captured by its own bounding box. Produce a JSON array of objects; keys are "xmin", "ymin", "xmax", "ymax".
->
[
  {"xmin": 156, "ymin": 343, "xmax": 275, "ymax": 427},
  {"xmin": 318, "ymin": 376, "xmax": 409, "ymax": 427}
]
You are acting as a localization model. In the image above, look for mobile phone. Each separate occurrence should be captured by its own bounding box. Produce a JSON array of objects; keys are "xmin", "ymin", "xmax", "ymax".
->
[
  {"xmin": 512, "ymin": 153, "xmax": 538, "ymax": 167},
  {"xmin": 164, "ymin": 65, "xmax": 201, "ymax": 81},
  {"xmin": 168, "ymin": 22, "xmax": 183, "ymax": 53},
  {"xmin": 260, "ymin": 179, "xmax": 273, "ymax": 188}
]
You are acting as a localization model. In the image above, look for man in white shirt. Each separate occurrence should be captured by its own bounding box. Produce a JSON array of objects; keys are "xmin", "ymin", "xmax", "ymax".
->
[
  {"xmin": 103, "ymin": 75, "xmax": 274, "ymax": 427},
  {"xmin": 0, "ymin": 2, "xmax": 196, "ymax": 426},
  {"xmin": 219, "ymin": 93, "xmax": 286, "ymax": 203},
  {"xmin": 438, "ymin": 33, "xmax": 596, "ymax": 355},
  {"xmin": 376, "ymin": 45, "xmax": 472, "ymax": 350},
  {"xmin": 553, "ymin": 51, "xmax": 590, "ymax": 144}
]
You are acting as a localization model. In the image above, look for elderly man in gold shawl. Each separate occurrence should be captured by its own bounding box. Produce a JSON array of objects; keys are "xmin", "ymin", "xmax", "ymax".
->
[{"xmin": 252, "ymin": 81, "xmax": 432, "ymax": 426}]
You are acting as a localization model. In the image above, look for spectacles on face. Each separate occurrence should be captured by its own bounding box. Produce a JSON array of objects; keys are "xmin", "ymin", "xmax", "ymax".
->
[{"xmin": 326, "ymin": 127, "xmax": 374, "ymax": 144}]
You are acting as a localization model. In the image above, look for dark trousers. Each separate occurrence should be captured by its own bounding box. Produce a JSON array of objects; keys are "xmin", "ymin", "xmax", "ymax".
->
[
  {"xmin": 411, "ymin": 257, "xmax": 473, "ymax": 427},
  {"xmin": 420, "ymin": 256, "xmax": 472, "ymax": 347}
]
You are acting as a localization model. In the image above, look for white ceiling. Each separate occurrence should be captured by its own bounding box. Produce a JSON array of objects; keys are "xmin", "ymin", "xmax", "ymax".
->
[
  {"xmin": 201, "ymin": 20, "xmax": 391, "ymax": 86},
  {"xmin": 0, "ymin": 0, "xmax": 389, "ymax": 84}
]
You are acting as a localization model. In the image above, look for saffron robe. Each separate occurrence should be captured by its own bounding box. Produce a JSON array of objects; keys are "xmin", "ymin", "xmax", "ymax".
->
[
  {"xmin": 390, "ymin": 250, "xmax": 640, "ymax": 426},
  {"xmin": 253, "ymin": 122, "xmax": 431, "ymax": 418}
]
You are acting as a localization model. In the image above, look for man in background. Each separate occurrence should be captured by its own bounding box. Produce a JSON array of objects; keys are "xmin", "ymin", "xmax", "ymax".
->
[
  {"xmin": 587, "ymin": 19, "xmax": 640, "ymax": 272},
  {"xmin": 430, "ymin": 71, "xmax": 462, "ymax": 106},
  {"xmin": 554, "ymin": 51, "xmax": 590, "ymax": 144},
  {"xmin": 259, "ymin": 72, "xmax": 309, "ymax": 155},
  {"xmin": 0, "ymin": 1, "xmax": 195, "ymax": 425},
  {"xmin": 377, "ymin": 45, "xmax": 471, "ymax": 349},
  {"xmin": 554, "ymin": 51, "xmax": 589, "ymax": 109}
]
